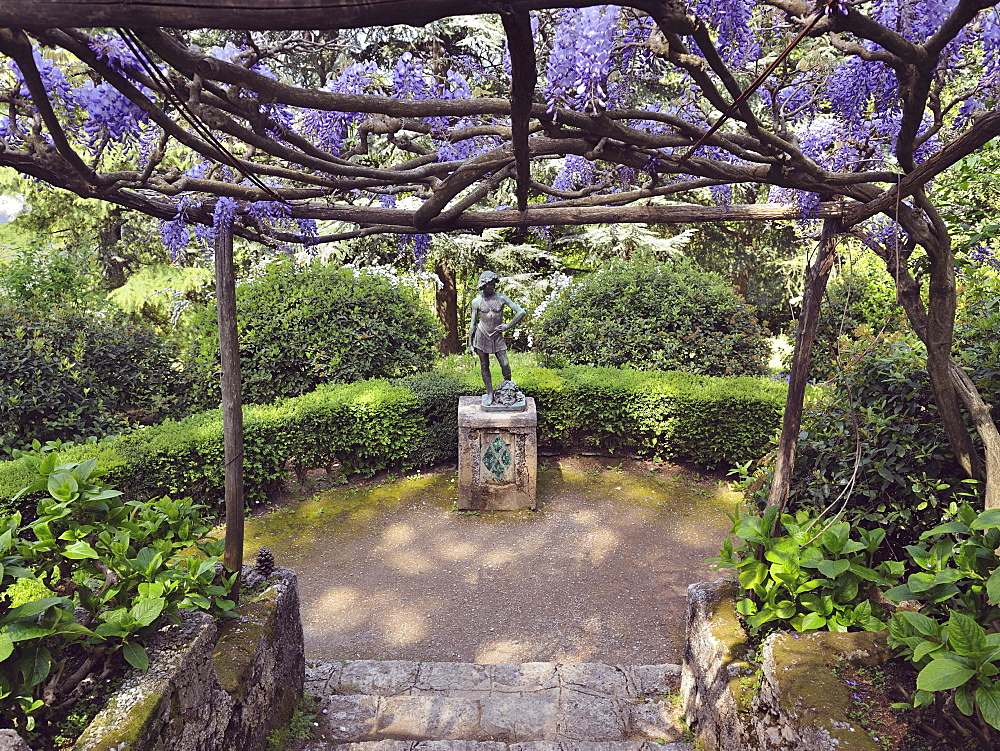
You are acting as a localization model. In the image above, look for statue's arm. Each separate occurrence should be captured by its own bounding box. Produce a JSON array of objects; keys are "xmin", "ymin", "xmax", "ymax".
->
[{"xmin": 498, "ymin": 294, "xmax": 526, "ymax": 331}]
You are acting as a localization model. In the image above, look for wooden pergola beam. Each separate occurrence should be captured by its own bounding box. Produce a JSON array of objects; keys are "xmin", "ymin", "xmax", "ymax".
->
[{"xmin": 0, "ymin": 0, "xmax": 653, "ymax": 30}]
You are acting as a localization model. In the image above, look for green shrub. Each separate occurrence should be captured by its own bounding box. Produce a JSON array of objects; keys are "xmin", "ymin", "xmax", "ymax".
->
[
  {"xmin": 0, "ymin": 380, "xmax": 423, "ymax": 518},
  {"xmin": 392, "ymin": 370, "xmax": 480, "ymax": 466},
  {"xmin": 186, "ymin": 260, "xmax": 441, "ymax": 405},
  {"xmin": 518, "ymin": 366, "xmax": 784, "ymax": 467},
  {"xmin": 714, "ymin": 505, "xmax": 894, "ymax": 636},
  {"xmin": 0, "ymin": 300, "xmax": 194, "ymax": 452},
  {"xmin": 533, "ymin": 260, "xmax": 770, "ymax": 377},
  {"xmin": 745, "ymin": 333, "xmax": 972, "ymax": 555},
  {"xmin": 0, "ymin": 456, "xmax": 236, "ymax": 736},
  {"xmin": 0, "ymin": 362, "xmax": 783, "ymax": 516},
  {"xmin": 956, "ymin": 267, "xmax": 1000, "ymax": 420},
  {"xmin": 0, "ymin": 243, "xmax": 103, "ymax": 311},
  {"xmin": 433, "ymin": 356, "xmax": 785, "ymax": 468}
]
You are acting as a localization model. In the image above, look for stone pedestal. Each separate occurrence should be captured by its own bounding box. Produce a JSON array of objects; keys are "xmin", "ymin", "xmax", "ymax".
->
[{"xmin": 457, "ymin": 396, "xmax": 537, "ymax": 510}]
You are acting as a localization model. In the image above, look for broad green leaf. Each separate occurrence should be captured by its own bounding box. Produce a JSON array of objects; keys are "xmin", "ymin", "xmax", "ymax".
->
[
  {"xmin": 971, "ymin": 509, "xmax": 1000, "ymax": 530},
  {"xmin": 883, "ymin": 584, "xmax": 917, "ymax": 603},
  {"xmin": 912, "ymin": 640, "xmax": 942, "ymax": 662},
  {"xmin": 799, "ymin": 613, "xmax": 826, "ymax": 631},
  {"xmin": 955, "ymin": 684, "xmax": 975, "ymax": 716},
  {"xmin": 816, "ymin": 559, "xmax": 850, "ymax": 579},
  {"xmin": 739, "ymin": 562, "xmax": 767, "ymax": 591},
  {"xmin": 849, "ymin": 564, "xmax": 882, "ymax": 582},
  {"xmin": 47, "ymin": 473, "xmax": 78, "ymax": 502},
  {"xmin": 0, "ymin": 633, "xmax": 12, "ymax": 662},
  {"xmin": 138, "ymin": 582, "xmax": 165, "ymax": 599},
  {"xmin": 63, "ymin": 540, "xmax": 100, "ymax": 560},
  {"xmin": 130, "ymin": 598, "xmax": 165, "ymax": 628},
  {"xmin": 987, "ymin": 568, "xmax": 1000, "ymax": 605},
  {"xmin": 906, "ymin": 572, "xmax": 938, "ymax": 594},
  {"xmin": 2, "ymin": 597, "xmax": 70, "ymax": 624},
  {"xmin": 736, "ymin": 598, "xmax": 758, "ymax": 616},
  {"xmin": 895, "ymin": 611, "xmax": 939, "ymax": 638},
  {"xmin": 949, "ymin": 612, "xmax": 986, "ymax": 657},
  {"xmin": 122, "ymin": 641, "xmax": 149, "ymax": 673},
  {"xmin": 822, "ymin": 524, "xmax": 850, "ymax": 555},
  {"xmin": 3, "ymin": 622, "xmax": 52, "ymax": 642},
  {"xmin": 917, "ymin": 658, "xmax": 975, "ymax": 691},
  {"xmin": 94, "ymin": 622, "xmax": 127, "ymax": 638},
  {"xmin": 19, "ymin": 646, "xmax": 51, "ymax": 689},
  {"xmin": 977, "ymin": 685, "xmax": 1000, "ymax": 730},
  {"xmin": 773, "ymin": 600, "xmax": 796, "ymax": 619},
  {"xmin": 75, "ymin": 457, "xmax": 98, "ymax": 482},
  {"xmin": 920, "ymin": 521, "xmax": 970, "ymax": 539}
]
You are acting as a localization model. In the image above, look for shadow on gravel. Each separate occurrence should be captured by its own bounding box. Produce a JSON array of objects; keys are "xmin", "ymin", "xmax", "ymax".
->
[{"xmin": 242, "ymin": 456, "xmax": 739, "ymax": 664}]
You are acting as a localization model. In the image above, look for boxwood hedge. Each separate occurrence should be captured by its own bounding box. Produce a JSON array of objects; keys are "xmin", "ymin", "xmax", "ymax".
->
[{"xmin": 0, "ymin": 364, "xmax": 785, "ymax": 517}]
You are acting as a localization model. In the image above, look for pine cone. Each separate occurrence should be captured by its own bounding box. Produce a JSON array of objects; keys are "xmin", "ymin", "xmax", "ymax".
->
[{"xmin": 254, "ymin": 546, "xmax": 275, "ymax": 578}]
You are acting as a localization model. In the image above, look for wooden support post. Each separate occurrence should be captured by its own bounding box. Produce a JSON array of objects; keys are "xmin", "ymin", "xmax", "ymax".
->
[
  {"xmin": 766, "ymin": 217, "xmax": 841, "ymax": 520},
  {"xmin": 215, "ymin": 223, "xmax": 245, "ymax": 597}
]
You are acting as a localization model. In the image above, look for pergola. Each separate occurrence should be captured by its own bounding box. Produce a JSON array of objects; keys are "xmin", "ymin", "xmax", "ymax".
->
[{"xmin": 2, "ymin": 1, "xmax": 999, "ymax": 589}]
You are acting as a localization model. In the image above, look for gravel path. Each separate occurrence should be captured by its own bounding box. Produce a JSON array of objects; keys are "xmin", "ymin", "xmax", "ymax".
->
[{"xmin": 245, "ymin": 457, "xmax": 736, "ymax": 665}]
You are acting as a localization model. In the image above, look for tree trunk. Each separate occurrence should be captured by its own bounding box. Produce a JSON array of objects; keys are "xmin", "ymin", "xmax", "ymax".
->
[
  {"xmin": 875, "ymin": 224, "xmax": 1000, "ymax": 508},
  {"xmin": 948, "ymin": 361, "xmax": 1000, "ymax": 509},
  {"xmin": 879, "ymin": 233, "xmax": 982, "ymax": 481},
  {"xmin": 766, "ymin": 218, "xmax": 840, "ymax": 517},
  {"xmin": 97, "ymin": 208, "xmax": 127, "ymax": 290},
  {"xmin": 215, "ymin": 224, "xmax": 245, "ymax": 598},
  {"xmin": 435, "ymin": 263, "xmax": 460, "ymax": 354}
]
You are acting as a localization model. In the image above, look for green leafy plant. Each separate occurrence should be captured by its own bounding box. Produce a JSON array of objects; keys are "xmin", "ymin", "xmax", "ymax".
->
[
  {"xmin": 879, "ymin": 504, "xmax": 1000, "ymax": 749},
  {"xmin": 0, "ymin": 299, "xmax": 194, "ymax": 452},
  {"xmin": 533, "ymin": 260, "xmax": 770, "ymax": 377},
  {"xmin": 743, "ymin": 334, "xmax": 974, "ymax": 555},
  {"xmin": 883, "ymin": 503, "xmax": 1000, "ymax": 626},
  {"xmin": 186, "ymin": 259, "xmax": 441, "ymax": 405},
  {"xmin": 0, "ymin": 456, "xmax": 236, "ymax": 736},
  {"xmin": 715, "ymin": 506, "xmax": 893, "ymax": 635}
]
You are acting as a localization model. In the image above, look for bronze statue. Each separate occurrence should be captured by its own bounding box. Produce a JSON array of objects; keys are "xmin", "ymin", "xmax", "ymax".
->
[{"xmin": 467, "ymin": 271, "xmax": 526, "ymax": 406}]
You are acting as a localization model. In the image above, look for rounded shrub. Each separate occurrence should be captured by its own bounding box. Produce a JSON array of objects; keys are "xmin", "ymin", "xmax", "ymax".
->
[
  {"xmin": 0, "ymin": 300, "xmax": 192, "ymax": 451},
  {"xmin": 532, "ymin": 260, "xmax": 769, "ymax": 376},
  {"xmin": 187, "ymin": 260, "xmax": 442, "ymax": 404}
]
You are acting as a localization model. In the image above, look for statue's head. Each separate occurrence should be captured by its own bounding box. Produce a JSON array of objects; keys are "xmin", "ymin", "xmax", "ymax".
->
[{"xmin": 477, "ymin": 270, "xmax": 500, "ymax": 289}]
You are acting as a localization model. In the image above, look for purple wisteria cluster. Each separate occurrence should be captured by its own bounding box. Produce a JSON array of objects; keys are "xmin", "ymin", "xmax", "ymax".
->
[
  {"xmin": 302, "ymin": 61, "xmax": 379, "ymax": 156},
  {"xmin": 544, "ymin": 5, "xmax": 620, "ymax": 114},
  {"xmin": 970, "ymin": 247, "xmax": 1000, "ymax": 271},
  {"xmin": 74, "ymin": 79, "xmax": 149, "ymax": 147},
  {"xmin": 688, "ymin": 0, "xmax": 759, "ymax": 68},
  {"xmin": 551, "ymin": 155, "xmax": 596, "ymax": 195}
]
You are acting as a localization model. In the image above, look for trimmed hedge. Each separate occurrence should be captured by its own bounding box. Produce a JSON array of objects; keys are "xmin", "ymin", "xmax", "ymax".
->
[
  {"xmin": 0, "ymin": 364, "xmax": 785, "ymax": 516},
  {"xmin": 0, "ymin": 380, "xmax": 421, "ymax": 517}
]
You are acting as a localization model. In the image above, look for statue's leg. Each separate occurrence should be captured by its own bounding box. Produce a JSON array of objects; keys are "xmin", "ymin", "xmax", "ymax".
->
[
  {"xmin": 478, "ymin": 350, "xmax": 493, "ymax": 404},
  {"xmin": 497, "ymin": 351, "xmax": 512, "ymax": 381}
]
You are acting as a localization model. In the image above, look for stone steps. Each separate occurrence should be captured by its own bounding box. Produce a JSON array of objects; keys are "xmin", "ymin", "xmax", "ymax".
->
[{"xmin": 302, "ymin": 660, "xmax": 692, "ymax": 750}]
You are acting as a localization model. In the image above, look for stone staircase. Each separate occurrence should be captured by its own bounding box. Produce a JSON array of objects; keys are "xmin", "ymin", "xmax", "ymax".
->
[{"xmin": 302, "ymin": 660, "xmax": 693, "ymax": 751}]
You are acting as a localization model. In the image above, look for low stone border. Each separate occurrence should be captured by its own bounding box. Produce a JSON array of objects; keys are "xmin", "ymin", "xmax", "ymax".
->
[
  {"xmin": 681, "ymin": 578, "xmax": 890, "ymax": 751},
  {"xmin": 67, "ymin": 566, "xmax": 304, "ymax": 751}
]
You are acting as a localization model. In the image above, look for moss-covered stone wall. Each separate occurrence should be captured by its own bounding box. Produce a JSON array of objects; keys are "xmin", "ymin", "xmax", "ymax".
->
[
  {"xmin": 71, "ymin": 567, "xmax": 304, "ymax": 751},
  {"xmin": 681, "ymin": 578, "xmax": 888, "ymax": 751}
]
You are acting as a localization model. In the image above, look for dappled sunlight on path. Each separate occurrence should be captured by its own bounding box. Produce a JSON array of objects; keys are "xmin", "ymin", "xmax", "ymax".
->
[{"xmin": 243, "ymin": 457, "xmax": 738, "ymax": 664}]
